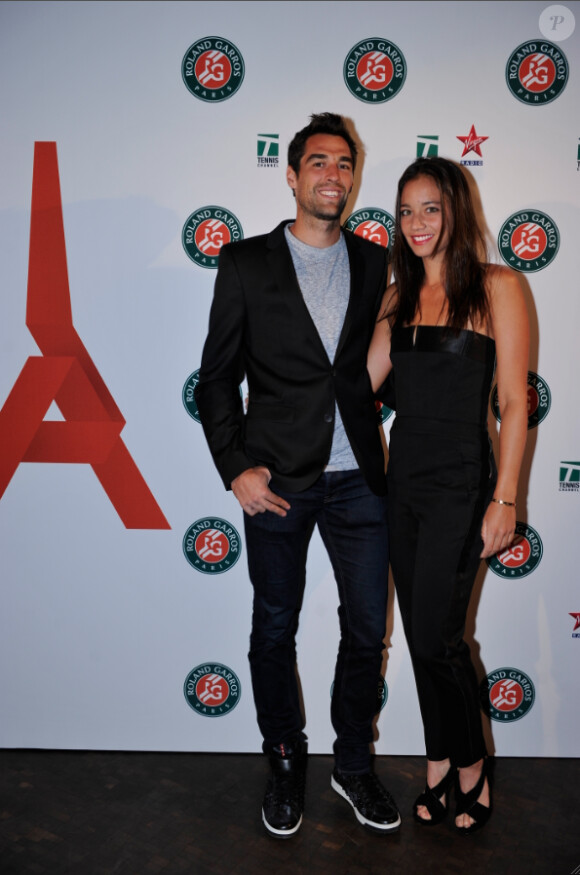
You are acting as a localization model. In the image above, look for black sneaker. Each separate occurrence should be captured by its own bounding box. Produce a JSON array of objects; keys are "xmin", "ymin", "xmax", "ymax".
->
[
  {"xmin": 331, "ymin": 768, "xmax": 401, "ymax": 833},
  {"xmin": 262, "ymin": 739, "xmax": 307, "ymax": 838}
]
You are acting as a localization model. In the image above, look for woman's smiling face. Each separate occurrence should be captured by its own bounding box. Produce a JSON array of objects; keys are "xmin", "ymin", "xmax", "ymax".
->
[{"xmin": 399, "ymin": 175, "xmax": 450, "ymax": 260}]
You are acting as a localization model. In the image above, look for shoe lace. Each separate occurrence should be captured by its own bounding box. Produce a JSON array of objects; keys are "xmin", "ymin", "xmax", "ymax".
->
[
  {"xmin": 267, "ymin": 767, "xmax": 305, "ymax": 811},
  {"xmin": 347, "ymin": 772, "xmax": 397, "ymax": 809}
]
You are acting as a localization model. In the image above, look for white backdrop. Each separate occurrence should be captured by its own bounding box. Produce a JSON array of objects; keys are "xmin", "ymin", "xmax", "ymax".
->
[{"xmin": 1, "ymin": 0, "xmax": 579, "ymax": 756}]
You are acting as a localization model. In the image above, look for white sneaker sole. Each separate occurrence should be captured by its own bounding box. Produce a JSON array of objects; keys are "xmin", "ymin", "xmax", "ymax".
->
[
  {"xmin": 262, "ymin": 808, "xmax": 303, "ymax": 838},
  {"xmin": 331, "ymin": 775, "xmax": 401, "ymax": 832}
]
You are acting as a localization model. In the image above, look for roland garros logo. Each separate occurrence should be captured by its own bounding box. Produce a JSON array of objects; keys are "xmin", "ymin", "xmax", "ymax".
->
[
  {"xmin": 376, "ymin": 400, "xmax": 393, "ymax": 425},
  {"xmin": 486, "ymin": 521, "xmax": 543, "ymax": 579},
  {"xmin": 331, "ymin": 675, "xmax": 388, "ymax": 712},
  {"xmin": 498, "ymin": 209, "xmax": 559, "ymax": 272},
  {"xmin": 481, "ymin": 667, "xmax": 535, "ymax": 722},
  {"xmin": 376, "ymin": 675, "xmax": 388, "ymax": 711},
  {"xmin": 492, "ymin": 371, "xmax": 551, "ymax": 430},
  {"xmin": 343, "ymin": 204, "xmax": 396, "ymax": 425},
  {"xmin": 182, "ymin": 369, "xmax": 201, "ymax": 422},
  {"xmin": 182, "ymin": 206, "xmax": 243, "ymax": 269},
  {"xmin": 182, "ymin": 37, "xmax": 245, "ymax": 102},
  {"xmin": 344, "ymin": 208, "xmax": 395, "ymax": 252},
  {"xmin": 506, "ymin": 40, "xmax": 568, "ymax": 105},
  {"xmin": 343, "ymin": 38, "xmax": 407, "ymax": 103},
  {"xmin": 183, "ymin": 517, "xmax": 241, "ymax": 574},
  {"xmin": 182, "ymin": 371, "xmax": 242, "ymax": 423},
  {"xmin": 184, "ymin": 663, "xmax": 241, "ymax": 717}
]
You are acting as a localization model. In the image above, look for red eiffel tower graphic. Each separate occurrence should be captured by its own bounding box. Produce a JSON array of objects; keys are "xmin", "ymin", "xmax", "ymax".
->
[{"xmin": 0, "ymin": 142, "xmax": 170, "ymax": 529}]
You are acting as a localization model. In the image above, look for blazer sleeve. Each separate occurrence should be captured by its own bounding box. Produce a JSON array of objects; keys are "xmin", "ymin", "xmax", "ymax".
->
[{"xmin": 194, "ymin": 244, "xmax": 255, "ymax": 489}]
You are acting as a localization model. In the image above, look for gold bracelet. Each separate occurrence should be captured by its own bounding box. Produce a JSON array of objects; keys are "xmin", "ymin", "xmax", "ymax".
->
[{"xmin": 491, "ymin": 498, "xmax": 516, "ymax": 507}]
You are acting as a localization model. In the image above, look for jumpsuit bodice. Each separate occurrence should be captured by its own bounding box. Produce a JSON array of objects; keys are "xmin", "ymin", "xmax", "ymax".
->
[
  {"xmin": 389, "ymin": 325, "xmax": 496, "ymax": 430},
  {"xmin": 387, "ymin": 325, "xmax": 497, "ymax": 491}
]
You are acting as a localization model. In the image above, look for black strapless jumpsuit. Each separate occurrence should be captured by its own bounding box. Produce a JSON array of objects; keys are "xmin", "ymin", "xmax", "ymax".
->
[{"xmin": 387, "ymin": 326, "xmax": 497, "ymax": 767}]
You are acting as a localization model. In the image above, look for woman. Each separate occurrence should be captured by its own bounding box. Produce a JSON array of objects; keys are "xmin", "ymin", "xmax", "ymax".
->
[{"xmin": 367, "ymin": 157, "xmax": 529, "ymax": 834}]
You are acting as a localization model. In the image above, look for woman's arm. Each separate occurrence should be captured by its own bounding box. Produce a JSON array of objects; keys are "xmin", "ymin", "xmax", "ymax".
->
[
  {"xmin": 367, "ymin": 284, "xmax": 396, "ymax": 392},
  {"xmin": 480, "ymin": 266, "xmax": 530, "ymax": 558}
]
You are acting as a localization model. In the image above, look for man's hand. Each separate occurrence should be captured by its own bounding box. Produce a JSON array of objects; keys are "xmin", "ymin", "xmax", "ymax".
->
[{"xmin": 231, "ymin": 467, "xmax": 291, "ymax": 517}]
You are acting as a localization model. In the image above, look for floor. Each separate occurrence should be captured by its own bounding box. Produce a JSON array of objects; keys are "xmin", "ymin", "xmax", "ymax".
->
[{"xmin": 0, "ymin": 751, "xmax": 578, "ymax": 874}]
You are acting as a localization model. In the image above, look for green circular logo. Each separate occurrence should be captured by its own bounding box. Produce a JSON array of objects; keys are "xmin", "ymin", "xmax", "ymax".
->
[
  {"xmin": 183, "ymin": 369, "xmax": 201, "ymax": 422},
  {"xmin": 331, "ymin": 675, "xmax": 388, "ymax": 713},
  {"xmin": 377, "ymin": 400, "xmax": 394, "ymax": 425},
  {"xmin": 506, "ymin": 40, "xmax": 568, "ymax": 105},
  {"xmin": 183, "ymin": 517, "xmax": 241, "ymax": 574},
  {"xmin": 182, "ymin": 37, "xmax": 245, "ymax": 102},
  {"xmin": 377, "ymin": 675, "xmax": 388, "ymax": 712},
  {"xmin": 184, "ymin": 663, "xmax": 241, "ymax": 717},
  {"xmin": 486, "ymin": 521, "xmax": 543, "ymax": 579},
  {"xmin": 491, "ymin": 371, "xmax": 551, "ymax": 430},
  {"xmin": 183, "ymin": 372, "xmax": 243, "ymax": 421},
  {"xmin": 498, "ymin": 209, "xmax": 559, "ymax": 272},
  {"xmin": 480, "ymin": 667, "xmax": 535, "ymax": 722},
  {"xmin": 343, "ymin": 38, "xmax": 406, "ymax": 103},
  {"xmin": 182, "ymin": 206, "xmax": 243, "ymax": 269},
  {"xmin": 344, "ymin": 208, "xmax": 395, "ymax": 252}
]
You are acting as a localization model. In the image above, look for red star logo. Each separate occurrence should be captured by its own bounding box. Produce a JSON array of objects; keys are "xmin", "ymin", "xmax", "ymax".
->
[
  {"xmin": 457, "ymin": 124, "xmax": 489, "ymax": 157},
  {"xmin": 570, "ymin": 613, "xmax": 580, "ymax": 631}
]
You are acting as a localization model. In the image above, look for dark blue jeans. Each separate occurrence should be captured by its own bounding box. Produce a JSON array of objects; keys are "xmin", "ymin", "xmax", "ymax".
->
[{"xmin": 243, "ymin": 469, "xmax": 389, "ymax": 773}]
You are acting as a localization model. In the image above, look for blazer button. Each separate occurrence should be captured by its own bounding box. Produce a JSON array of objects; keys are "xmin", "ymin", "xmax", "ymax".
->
[{"xmin": 324, "ymin": 413, "xmax": 333, "ymax": 423}]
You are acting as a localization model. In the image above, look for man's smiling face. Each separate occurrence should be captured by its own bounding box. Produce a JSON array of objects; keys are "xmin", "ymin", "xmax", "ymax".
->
[{"xmin": 286, "ymin": 133, "xmax": 354, "ymax": 223}]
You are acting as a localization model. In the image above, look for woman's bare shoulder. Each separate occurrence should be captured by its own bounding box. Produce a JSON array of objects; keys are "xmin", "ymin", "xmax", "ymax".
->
[
  {"xmin": 485, "ymin": 264, "xmax": 528, "ymax": 335},
  {"xmin": 485, "ymin": 263, "xmax": 521, "ymax": 297}
]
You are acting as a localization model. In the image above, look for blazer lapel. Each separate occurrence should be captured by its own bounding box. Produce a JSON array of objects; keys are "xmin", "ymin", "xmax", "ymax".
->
[
  {"xmin": 266, "ymin": 222, "xmax": 302, "ymax": 303},
  {"xmin": 334, "ymin": 231, "xmax": 365, "ymax": 360},
  {"xmin": 266, "ymin": 221, "xmax": 331, "ymax": 362}
]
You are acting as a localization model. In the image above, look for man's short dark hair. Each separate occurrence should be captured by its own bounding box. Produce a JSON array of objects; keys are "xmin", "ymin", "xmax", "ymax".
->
[{"xmin": 287, "ymin": 113, "xmax": 358, "ymax": 174}]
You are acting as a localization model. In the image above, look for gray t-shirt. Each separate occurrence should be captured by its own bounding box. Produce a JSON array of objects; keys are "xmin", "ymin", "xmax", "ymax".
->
[{"xmin": 284, "ymin": 224, "xmax": 358, "ymax": 471}]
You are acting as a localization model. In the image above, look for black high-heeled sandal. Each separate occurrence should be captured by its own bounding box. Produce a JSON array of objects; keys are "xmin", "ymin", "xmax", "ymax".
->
[
  {"xmin": 455, "ymin": 759, "xmax": 492, "ymax": 835},
  {"xmin": 413, "ymin": 766, "xmax": 456, "ymax": 825}
]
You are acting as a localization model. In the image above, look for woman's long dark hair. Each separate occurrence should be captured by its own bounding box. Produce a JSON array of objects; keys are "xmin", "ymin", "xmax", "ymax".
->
[{"xmin": 391, "ymin": 157, "xmax": 489, "ymax": 331}]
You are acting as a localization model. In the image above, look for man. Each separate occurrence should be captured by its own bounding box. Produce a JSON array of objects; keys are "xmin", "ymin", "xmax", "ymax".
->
[{"xmin": 195, "ymin": 113, "xmax": 399, "ymax": 838}]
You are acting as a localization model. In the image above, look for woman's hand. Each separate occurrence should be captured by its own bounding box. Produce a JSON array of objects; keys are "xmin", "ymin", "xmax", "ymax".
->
[{"xmin": 480, "ymin": 500, "xmax": 516, "ymax": 558}]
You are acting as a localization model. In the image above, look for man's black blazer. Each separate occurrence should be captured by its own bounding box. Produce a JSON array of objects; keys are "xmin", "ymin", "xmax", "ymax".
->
[{"xmin": 195, "ymin": 220, "xmax": 388, "ymax": 495}]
